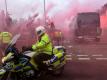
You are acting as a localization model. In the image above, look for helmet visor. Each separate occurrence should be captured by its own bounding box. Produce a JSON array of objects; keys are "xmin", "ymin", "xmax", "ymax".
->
[{"xmin": 37, "ymin": 30, "xmax": 42, "ymax": 35}]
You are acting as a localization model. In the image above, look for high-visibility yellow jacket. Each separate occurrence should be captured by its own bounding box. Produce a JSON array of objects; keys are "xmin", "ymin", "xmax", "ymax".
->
[
  {"xmin": 0, "ymin": 32, "xmax": 12, "ymax": 44},
  {"xmin": 32, "ymin": 33, "xmax": 53, "ymax": 55}
]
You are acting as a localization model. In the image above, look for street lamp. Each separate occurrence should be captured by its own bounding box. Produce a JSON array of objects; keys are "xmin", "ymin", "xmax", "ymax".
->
[
  {"xmin": 4, "ymin": 0, "xmax": 8, "ymax": 14},
  {"xmin": 43, "ymin": 0, "xmax": 46, "ymax": 26}
]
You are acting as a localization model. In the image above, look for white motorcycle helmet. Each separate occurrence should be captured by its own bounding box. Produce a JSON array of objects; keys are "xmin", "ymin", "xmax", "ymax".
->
[{"xmin": 35, "ymin": 26, "xmax": 46, "ymax": 36}]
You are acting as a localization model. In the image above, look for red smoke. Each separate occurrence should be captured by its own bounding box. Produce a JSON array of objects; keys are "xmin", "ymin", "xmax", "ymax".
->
[
  {"xmin": 46, "ymin": 3, "xmax": 55, "ymax": 16},
  {"xmin": 100, "ymin": 15, "xmax": 107, "ymax": 29},
  {"xmin": 0, "ymin": 1, "xmax": 107, "ymax": 46},
  {"xmin": 0, "ymin": 10, "xmax": 7, "ymax": 31}
]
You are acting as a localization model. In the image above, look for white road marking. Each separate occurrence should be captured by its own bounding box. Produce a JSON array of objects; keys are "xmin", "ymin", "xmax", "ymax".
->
[
  {"xmin": 95, "ymin": 58, "xmax": 107, "ymax": 60},
  {"xmin": 92, "ymin": 54, "xmax": 103, "ymax": 57},
  {"xmin": 66, "ymin": 54, "xmax": 107, "ymax": 61},
  {"xmin": 66, "ymin": 55, "xmax": 72, "ymax": 57},
  {"xmin": 78, "ymin": 58, "xmax": 91, "ymax": 60},
  {"xmin": 66, "ymin": 58, "xmax": 72, "ymax": 61},
  {"xmin": 77, "ymin": 55, "xmax": 89, "ymax": 57},
  {"xmin": 68, "ymin": 46, "xmax": 73, "ymax": 48}
]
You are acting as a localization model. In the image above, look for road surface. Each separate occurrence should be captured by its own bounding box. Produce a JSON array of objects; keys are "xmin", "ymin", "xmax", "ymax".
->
[{"xmin": 48, "ymin": 29, "xmax": 107, "ymax": 80}]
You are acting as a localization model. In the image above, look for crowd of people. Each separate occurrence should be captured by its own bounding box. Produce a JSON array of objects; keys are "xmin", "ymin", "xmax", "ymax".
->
[{"xmin": 0, "ymin": 10, "xmax": 63, "ymax": 55}]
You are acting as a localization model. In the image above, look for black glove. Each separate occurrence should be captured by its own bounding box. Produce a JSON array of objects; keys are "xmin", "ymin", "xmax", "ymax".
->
[{"xmin": 22, "ymin": 46, "xmax": 33, "ymax": 52}]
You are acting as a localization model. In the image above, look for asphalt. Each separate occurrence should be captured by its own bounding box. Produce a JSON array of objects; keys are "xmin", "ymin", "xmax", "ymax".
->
[
  {"xmin": 45, "ymin": 59, "xmax": 107, "ymax": 80},
  {"xmin": 47, "ymin": 40, "xmax": 107, "ymax": 80}
]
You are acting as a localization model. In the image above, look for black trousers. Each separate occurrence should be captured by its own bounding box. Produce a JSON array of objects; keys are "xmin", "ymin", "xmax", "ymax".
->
[{"xmin": 34, "ymin": 53, "xmax": 53, "ymax": 71}]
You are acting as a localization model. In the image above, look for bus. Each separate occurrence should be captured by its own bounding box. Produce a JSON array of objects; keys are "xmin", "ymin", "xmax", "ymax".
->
[{"xmin": 70, "ymin": 12, "xmax": 102, "ymax": 43}]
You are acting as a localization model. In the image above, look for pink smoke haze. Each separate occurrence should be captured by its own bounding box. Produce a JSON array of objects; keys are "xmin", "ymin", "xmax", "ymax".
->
[
  {"xmin": 46, "ymin": 3, "xmax": 55, "ymax": 16},
  {"xmin": 100, "ymin": 15, "xmax": 107, "ymax": 29},
  {"xmin": 0, "ymin": 0, "xmax": 107, "ymax": 46}
]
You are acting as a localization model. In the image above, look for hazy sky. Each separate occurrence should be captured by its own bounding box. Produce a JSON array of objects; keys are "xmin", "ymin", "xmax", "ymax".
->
[{"xmin": 0, "ymin": 0, "xmax": 107, "ymax": 19}]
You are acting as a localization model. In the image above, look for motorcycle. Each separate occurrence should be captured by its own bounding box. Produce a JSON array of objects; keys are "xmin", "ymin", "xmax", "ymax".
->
[{"xmin": 0, "ymin": 34, "xmax": 66, "ymax": 80}]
